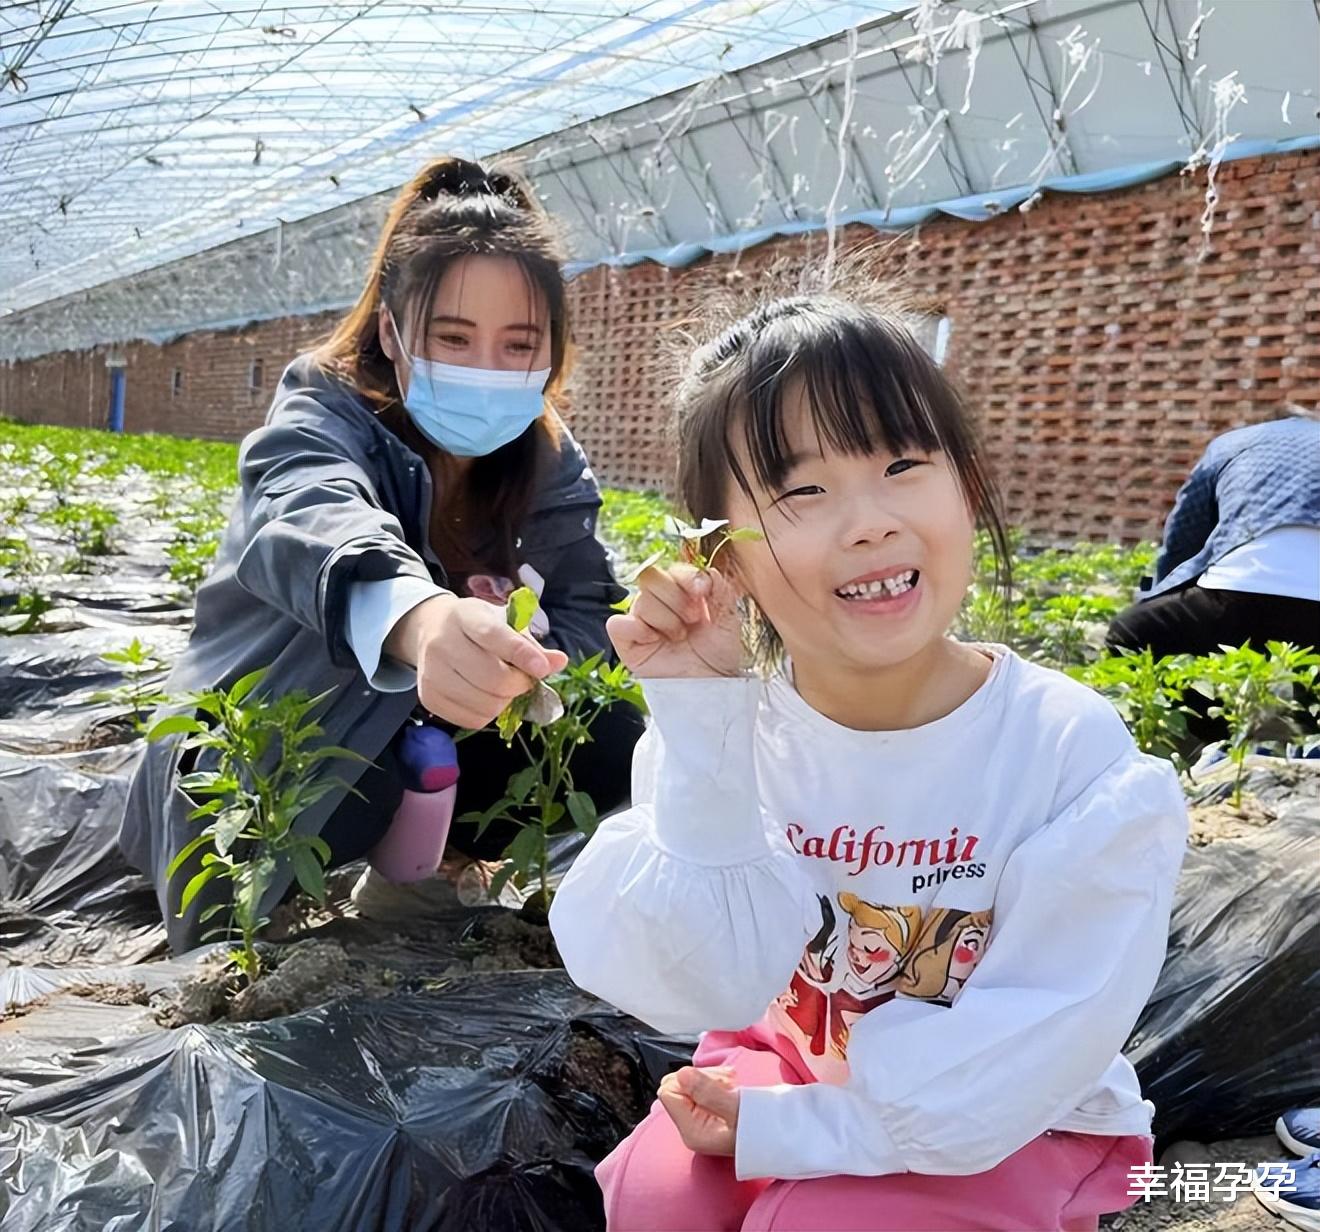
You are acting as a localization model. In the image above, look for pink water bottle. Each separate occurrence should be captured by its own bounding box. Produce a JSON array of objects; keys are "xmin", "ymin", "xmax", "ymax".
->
[{"xmin": 368, "ymin": 724, "xmax": 460, "ymax": 884}]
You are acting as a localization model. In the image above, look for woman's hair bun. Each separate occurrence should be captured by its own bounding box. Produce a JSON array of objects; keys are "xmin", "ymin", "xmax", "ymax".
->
[{"xmin": 417, "ymin": 158, "xmax": 522, "ymax": 205}]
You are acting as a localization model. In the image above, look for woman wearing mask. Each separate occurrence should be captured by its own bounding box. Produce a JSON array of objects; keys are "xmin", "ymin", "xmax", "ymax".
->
[{"xmin": 121, "ymin": 156, "xmax": 643, "ymax": 950}]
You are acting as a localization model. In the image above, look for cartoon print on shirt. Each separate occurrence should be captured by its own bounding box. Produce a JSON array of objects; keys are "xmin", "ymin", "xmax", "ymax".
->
[
  {"xmin": 897, "ymin": 907, "xmax": 994, "ymax": 1006},
  {"xmin": 779, "ymin": 894, "xmax": 922, "ymax": 1059}
]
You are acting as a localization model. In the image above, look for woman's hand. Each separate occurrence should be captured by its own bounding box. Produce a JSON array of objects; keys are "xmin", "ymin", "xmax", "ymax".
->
[
  {"xmin": 387, "ymin": 594, "xmax": 567, "ymax": 729},
  {"xmin": 658, "ymin": 1065, "xmax": 740, "ymax": 1156},
  {"xmin": 607, "ymin": 564, "xmax": 743, "ymax": 679}
]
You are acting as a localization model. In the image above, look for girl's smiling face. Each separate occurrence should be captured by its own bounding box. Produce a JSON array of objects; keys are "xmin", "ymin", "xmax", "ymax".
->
[{"xmin": 724, "ymin": 379, "xmax": 977, "ymax": 677}]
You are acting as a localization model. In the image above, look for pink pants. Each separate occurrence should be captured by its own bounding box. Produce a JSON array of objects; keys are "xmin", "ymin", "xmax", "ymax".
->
[{"xmin": 597, "ymin": 1030, "xmax": 1154, "ymax": 1232}]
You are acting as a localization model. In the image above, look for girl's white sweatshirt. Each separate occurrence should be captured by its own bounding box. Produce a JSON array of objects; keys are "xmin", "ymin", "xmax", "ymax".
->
[{"xmin": 549, "ymin": 646, "xmax": 1188, "ymax": 1183}]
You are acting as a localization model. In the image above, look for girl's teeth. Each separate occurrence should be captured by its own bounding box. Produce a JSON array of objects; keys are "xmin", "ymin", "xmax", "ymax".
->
[{"xmin": 837, "ymin": 571, "xmax": 917, "ymax": 600}]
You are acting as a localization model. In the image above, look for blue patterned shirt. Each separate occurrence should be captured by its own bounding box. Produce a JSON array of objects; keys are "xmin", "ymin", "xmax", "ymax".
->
[{"xmin": 1147, "ymin": 416, "xmax": 1320, "ymax": 598}]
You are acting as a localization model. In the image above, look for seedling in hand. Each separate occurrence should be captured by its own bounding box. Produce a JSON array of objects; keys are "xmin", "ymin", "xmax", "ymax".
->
[
  {"xmin": 624, "ymin": 515, "xmax": 763, "ymax": 583},
  {"xmin": 461, "ymin": 653, "xmax": 646, "ymax": 919},
  {"xmin": 494, "ymin": 586, "xmax": 564, "ymax": 744}
]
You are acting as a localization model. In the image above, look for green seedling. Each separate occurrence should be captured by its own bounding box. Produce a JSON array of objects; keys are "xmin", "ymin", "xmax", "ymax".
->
[
  {"xmin": 1069, "ymin": 649, "xmax": 1196, "ymax": 772},
  {"xmin": 0, "ymin": 492, "xmax": 32, "ymax": 528},
  {"xmin": 149, "ymin": 668, "xmax": 368, "ymax": 985},
  {"xmin": 31, "ymin": 445, "xmax": 84, "ymax": 506},
  {"xmin": 92, "ymin": 637, "xmax": 170, "ymax": 733},
  {"xmin": 41, "ymin": 499, "xmax": 119, "ymax": 563},
  {"xmin": 1013, "ymin": 541, "xmax": 1159, "ymax": 602},
  {"xmin": 0, "ymin": 535, "xmax": 53, "ymax": 635},
  {"xmin": 598, "ymin": 488, "xmax": 672, "ymax": 574},
  {"xmin": 624, "ymin": 515, "xmax": 764, "ymax": 583},
  {"xmin": 1014, "ymin": 593, "xmax": 1122, "ymax": 668},
  {"xmin": 166, "ymin": 506, "xmax": 227, "ymax": 592},
  {"xmin": 956, "ymin": 582, "xmax": 1011, "ymax": 644},
  {"xmin": 494, "ymin": 586, "xmax": 565, "ymax": 744},
  {"xmin": 1185, "ymin": 641, "xmax": 1320, "ymax": 810},
  {"xmin": 461, "ymin": 649, "xmax": 646, "ymax": 918}
]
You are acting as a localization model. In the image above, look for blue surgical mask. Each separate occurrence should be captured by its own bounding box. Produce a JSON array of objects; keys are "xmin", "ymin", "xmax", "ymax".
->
[{"xmin": 391, "ymin": 319, "xmax": 550, "ymax": 457}]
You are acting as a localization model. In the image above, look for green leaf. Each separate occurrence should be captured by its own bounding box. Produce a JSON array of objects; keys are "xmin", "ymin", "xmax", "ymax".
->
[
  {"xmin": 305, "ymin": 745, "xmax": 370, "ymax": 767},
  {"xmin": 486, "ymin": 861, "xmax": 519, "ymax": 902},
  {"xmin": 307, "ymin": 836, "xmax": 333, "ymax": 864},
  {"xmin": 178, "ymin": 772, "xmax": 236, "ymax": 798},
  {"xmin": 724, "ymin": 527, "xmax": 765, "ymax": 543},
  {"xmin": 228, "ymin": 668, "xmax": 267, "ymax": 705},
  {"xmin": 506, "ymin": 586, "xmax": 540, "ymax": 633},
  {"xmin": 473, "ymin": 800, "xmax": 514, "ymax": 839},
  {"xmin": 666, "ymin": 514, "xmax": 725, "ymax": 541},
  {"xmin": 508, "ymin": 766, "xmax": 539, "ymax": 804},
  {"xmin": 149, "ymin": 714, "xmax": 206, "ymax": 740},
  {"xmin": 185, "ymin": 798, "xmax": 225, "ymax": 820},
  {"xmin": 237, "ymin": 855, "xmax": 277, "ymax": 928},
  {"xmin": 543, "ymin": 801, "xmax": 565, "ymax": 827},
  {"xmin": 291, "ymin": 845, "xmax": 327, "ymax": 902},
  {"xmin": 497, "ymin": 691, "xmax": 531, "ymax": 743},
  {"xmin": 567, "ymin": 790, "xmax": 598, "ymax": 835},
  {"xmin": 504, "ymin": 824, "xmax": 543, "ymax": 875},
  {"xmin": 166, "ymin": 832, "xmax": 215, "ymax": 879},
  {"xmin": 213, "ymin": 807, "xmax": 250, "ymax": 857},
  {"xmin": 622, "ymin": 550, "xmax": 665, "ymax": 584},
  {"xmin": 198, "ymin": 902, "xmax": 232, "ymax": 925},
  {"xmin": 178, "ymin": 863, "xmax": 223, "ymax": 914}
]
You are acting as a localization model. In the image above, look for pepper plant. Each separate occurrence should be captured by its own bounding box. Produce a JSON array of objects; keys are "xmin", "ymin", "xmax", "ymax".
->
[
  {"xmin": 956, "ymin": 582, "xmax": 1012, "ymax": 645},
  {"xmin": 0, "ymin": 535, "xmax": 53, "ymax": 635},
  {"xmin": 1184, "ymin": 641, "xmax": 1320, "ymax": 810},
  {"xmin": 92, "ymin": 637, "xmax": 171, "ymax": 733},
  {"xmin": 1068, "ymin": 648, "xmax": 1195, "ymax": 771},
  {"xmin": 459, "ymin": 587, "xmax": 646, "ymax": 918},
  {"xmin": 41, "ymin": 499, "xmax": 119, "ymax": 566},
  {"xmin": 598, "ymin": 488, "xmax": 672, "ymax": 575},
  {"xmin": 149, "ymin": 669, "xmax": 367, "ymax": 984},
  {"xmin": 1015, "ymin": 593, "xmax": 1122, "ymax": 668}
]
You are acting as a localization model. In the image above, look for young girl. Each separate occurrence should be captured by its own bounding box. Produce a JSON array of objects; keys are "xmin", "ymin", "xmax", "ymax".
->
[{"xmin": 549, "ymin": 294, "xmax": 1188, "ymax": 1231}]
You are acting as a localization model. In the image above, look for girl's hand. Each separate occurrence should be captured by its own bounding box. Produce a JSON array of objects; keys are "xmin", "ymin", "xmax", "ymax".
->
[
  {"xmin": 387, "ymin": 594, "xmax": 568, "ymax": 730},
  {"xmin": 658, "ymin": 1065, "xmax": 740, "ymax": 1156},
  {"xmin": 607, "ymin": 564, "xmax": 743, "ymax": 679}
]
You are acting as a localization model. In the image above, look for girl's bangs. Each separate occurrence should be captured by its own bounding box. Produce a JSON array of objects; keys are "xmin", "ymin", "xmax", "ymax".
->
[{"xmin": 732, "ymin": 314, "xmax": 950, "ymax": 496}]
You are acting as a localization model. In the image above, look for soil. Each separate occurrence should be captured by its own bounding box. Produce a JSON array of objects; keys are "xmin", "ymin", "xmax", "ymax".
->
[
  {"xmin": 155, "ymin": 940, "xmax": 395, "ymax": 1026},
  {"xmin": 1187, "ymin": 797, "xmax": 1277, "ymax": 847},
  {"xmin": 1184, "ymin": 759, "xmax": 1320, "ymax": 846},
  {"xmin": 0, "ymin": 995, "xmax": 49, "ymax": 1027},
  {"xmin": 69, "ymin": 980, "xmax": 149, "ymax": 1007},
  {"xmin": 1101, "ymin": 1136, "xmax": 1287, "ymax": 1232},
  {"xmin": 560, "ymin": 1027, "xmax": 648, "ymax": 1131},
  {"xmin": 155, "ymin": 899, "xmax": 562, "ymax": 1027}
]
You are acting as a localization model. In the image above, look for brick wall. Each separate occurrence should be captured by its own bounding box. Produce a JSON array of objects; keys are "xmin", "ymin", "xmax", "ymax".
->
[
  {"xmin": 3, "ymin": 149, "xmax": 1317, "ymax": 542},
  {"xmin": 0, "ymin": 313, "xmax": 339, "ymax": 441}
]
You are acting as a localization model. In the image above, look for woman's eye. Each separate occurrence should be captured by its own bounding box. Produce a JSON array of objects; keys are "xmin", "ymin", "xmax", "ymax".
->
[
  {"xmin": 433, "ymin": 334, "xmax": 467, "ymax": 347},
  {"xmin": 886, "ymin": 458, "xmax": 924, "ymax": 477}
]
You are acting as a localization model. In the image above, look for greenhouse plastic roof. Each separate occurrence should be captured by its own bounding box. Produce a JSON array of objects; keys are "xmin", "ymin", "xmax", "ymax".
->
[
  {"xmin": 0, "ymin": 0, "xmax": 911, "ymax": 316},
  {"xmin": 1, "ymin": 0, "xmax": 1317, "ymax": 359}
]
